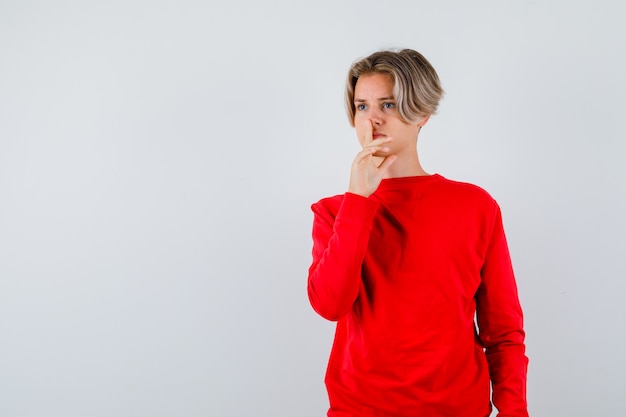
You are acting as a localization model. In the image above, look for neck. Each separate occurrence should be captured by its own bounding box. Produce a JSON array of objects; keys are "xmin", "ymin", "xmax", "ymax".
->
[
  {"xmin": 380, "ymin": 142, "xmax": 429, "ymax": 178},
  {"xmin": 383, "ymin": 157, "xmax": 428, "ymax": 178}
]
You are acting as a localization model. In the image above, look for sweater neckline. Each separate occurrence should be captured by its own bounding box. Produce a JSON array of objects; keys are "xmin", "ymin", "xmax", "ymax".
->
[
  {"xmin": 373, "ymin": 174, "xmax": 444, "ymax": 201},
  {"xmin": 378, "ymin": 173, "xmax": 443, "ymax": 189}
]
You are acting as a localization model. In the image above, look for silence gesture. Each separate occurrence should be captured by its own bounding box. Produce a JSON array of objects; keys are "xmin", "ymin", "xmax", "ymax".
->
[{"xmin": 348, "ymin": 120, "xmax": 397, "ymax": 198}]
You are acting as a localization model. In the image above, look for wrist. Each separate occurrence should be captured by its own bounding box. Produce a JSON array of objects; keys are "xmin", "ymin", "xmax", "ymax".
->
[{"xmin": 347, "ymin": 187, "xmax": 372, "ymax": 198}]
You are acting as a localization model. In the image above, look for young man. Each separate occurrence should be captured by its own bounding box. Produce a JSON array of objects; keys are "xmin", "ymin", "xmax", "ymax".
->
[{"xmin": 307, "ymin": 49, "xmax": 529, "ymax": 417}]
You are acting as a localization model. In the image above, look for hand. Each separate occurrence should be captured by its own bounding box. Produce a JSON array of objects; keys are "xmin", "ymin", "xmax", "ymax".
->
[{"xmin": 348, "ymin": 121, "xmax": 397, "ymax": 198}]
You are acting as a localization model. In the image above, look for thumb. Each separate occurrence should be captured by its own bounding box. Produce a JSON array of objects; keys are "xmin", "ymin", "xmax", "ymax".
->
[{"xmin": 377, "ymin": 154, "xmax": 397, "ymax": 173}]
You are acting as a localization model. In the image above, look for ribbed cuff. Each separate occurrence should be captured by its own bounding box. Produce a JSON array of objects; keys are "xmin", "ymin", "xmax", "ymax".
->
[{"xmin": 336, "ymin": 192, "xmax": 380, "ymax": 224}]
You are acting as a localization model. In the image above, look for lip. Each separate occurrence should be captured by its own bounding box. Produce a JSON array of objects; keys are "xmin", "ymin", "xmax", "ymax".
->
[{"xmin": 372, "ymin": 132, "xmax": 385, "ymax": 139}]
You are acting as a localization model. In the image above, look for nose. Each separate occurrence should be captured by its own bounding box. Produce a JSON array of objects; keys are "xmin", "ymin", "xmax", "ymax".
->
[{"xmin": 369, "ymin": 107, "xmax": 384, "ymax": 126}]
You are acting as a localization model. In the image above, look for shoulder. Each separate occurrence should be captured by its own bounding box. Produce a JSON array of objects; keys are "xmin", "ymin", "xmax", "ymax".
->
[
  {"xmin": 435, "ymin": 176, "xmax": 500, "ymax": 221},
  {"xmin": 437, "ymin": 176, "xmax": 497, "ymax": 206}
]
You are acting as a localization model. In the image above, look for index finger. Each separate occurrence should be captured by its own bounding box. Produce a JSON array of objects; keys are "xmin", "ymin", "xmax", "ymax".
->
[{"xmin": 359, "ymin": 119, "xmax": 373, "ymax": 146}]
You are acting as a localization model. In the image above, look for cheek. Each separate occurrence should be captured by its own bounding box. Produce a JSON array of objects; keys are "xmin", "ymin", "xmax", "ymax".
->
[
  {"xmin": 355, "ymin": 127, "xmax": 366, "ymax": 146},
  {"xmin": 354, "ymin": 114, "xmax": 366, "ymax": 143}
]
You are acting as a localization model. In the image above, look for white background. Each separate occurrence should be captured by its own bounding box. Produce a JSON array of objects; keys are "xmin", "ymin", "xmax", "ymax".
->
[{"xmin": 1, "ymin": 1, "xmax": 625, "ymax": 416}]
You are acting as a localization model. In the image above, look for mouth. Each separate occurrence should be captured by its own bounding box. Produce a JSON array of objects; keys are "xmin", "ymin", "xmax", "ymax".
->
[{"xmin": 372, "ymin": 132, "xmax": 385, "ymax": 139}]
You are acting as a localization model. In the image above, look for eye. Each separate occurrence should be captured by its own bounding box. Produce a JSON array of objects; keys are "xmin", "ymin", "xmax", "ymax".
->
[
  {"xmin": 382, "ymin": 102, "xmax": 395, "ymax": 109},
  {"xmin": 356, "ymin": 104, "xmax": 367, "ymax": 111}
]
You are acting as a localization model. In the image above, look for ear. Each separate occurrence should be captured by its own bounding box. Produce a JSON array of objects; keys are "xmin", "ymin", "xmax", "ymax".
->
[{"xmin": 417, "ymin": 115, "xmax": 431, "ymax": 127}]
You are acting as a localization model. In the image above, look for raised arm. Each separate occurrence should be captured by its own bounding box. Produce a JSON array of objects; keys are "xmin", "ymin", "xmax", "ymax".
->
[
  {"xmin": 308, "ymin": 120, "xmax": 396, "ymax": 321},
  {"xmin": 307, "ymin": 193, "xmax": 378, "ymax": 321}
]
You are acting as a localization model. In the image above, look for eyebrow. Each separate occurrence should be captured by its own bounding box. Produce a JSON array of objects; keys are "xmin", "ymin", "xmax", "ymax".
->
[{"xmin": 354, "ymin": 96, "xmax": 395, "ymax": 102}]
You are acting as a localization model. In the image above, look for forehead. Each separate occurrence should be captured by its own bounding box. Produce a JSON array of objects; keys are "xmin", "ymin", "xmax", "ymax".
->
[{"xmin": 354, "ymin": 73, "xmax": 395, "ymax": 98}]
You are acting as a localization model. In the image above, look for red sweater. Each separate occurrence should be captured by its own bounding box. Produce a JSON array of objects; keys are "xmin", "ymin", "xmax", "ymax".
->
[{"xmin": 308, "ymin": 174, "xmax": 528, "ymax": 417}]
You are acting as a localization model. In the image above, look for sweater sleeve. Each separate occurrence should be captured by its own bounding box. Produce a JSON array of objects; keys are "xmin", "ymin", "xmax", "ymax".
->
[
  {"xmin": 307, "ymin": 192, "xmax": 379, "ymax": 321},
  {"xmin": 476, "ymin": 203, "xmax": 529, "ymax": 417}
]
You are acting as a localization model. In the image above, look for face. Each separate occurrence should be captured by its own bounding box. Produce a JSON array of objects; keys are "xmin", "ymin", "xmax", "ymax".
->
[{"xmin": 353, "ymin": 73, "xmax": 423, "ymax": 157}]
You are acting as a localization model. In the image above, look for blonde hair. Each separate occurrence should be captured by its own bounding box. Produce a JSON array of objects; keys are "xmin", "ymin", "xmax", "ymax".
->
[{"xmin": 345, "ymin": 49, "xmax": 444, "ymax": 126}]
